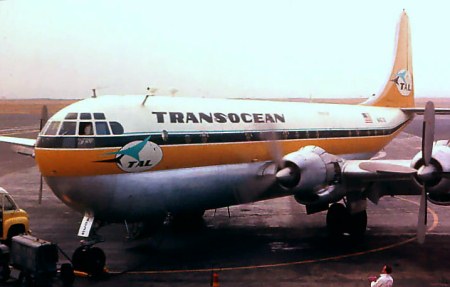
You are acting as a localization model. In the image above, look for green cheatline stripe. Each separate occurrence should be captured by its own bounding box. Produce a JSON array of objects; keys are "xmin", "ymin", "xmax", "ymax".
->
[{"xmin": 36, "ymin": 120, "xmax": 410, "ymax": 149}]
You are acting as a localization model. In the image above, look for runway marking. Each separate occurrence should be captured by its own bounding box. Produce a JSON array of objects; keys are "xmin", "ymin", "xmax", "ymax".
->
[{"xmin": 115, "ymin": 196, "xmax": 439, "ymax": 275}]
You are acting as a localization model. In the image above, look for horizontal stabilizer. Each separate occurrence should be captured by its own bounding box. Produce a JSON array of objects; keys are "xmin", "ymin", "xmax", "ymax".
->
[{"xmin": 402, "ymin": 107, "xmax": 450, "ymax": 115}]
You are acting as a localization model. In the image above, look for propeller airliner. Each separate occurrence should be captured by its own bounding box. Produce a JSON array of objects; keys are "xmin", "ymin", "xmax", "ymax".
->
[{"xmin": 2, "ymin": 11, "xmax": 450, "ymax": 274}]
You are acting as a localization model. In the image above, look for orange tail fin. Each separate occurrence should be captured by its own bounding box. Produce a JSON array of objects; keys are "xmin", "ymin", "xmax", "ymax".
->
[{"xmin": 363, "ymin": 11, "xmax": 414, "ymax": 108}]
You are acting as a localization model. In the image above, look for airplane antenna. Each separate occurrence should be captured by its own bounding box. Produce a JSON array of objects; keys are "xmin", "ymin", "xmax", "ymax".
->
[
  {"xmin": 142, "ymin": 95, "xmax": 149, "ymax": 106},
  {"xmin": 92, "ymin": 89, "xmax": 97, "ymax": 98},
  {"xmin": 142, "ymin": 86, "xmax": 158, "ymax": 106}
]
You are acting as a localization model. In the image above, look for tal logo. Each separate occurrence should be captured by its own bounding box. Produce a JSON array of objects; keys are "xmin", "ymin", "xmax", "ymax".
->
[
  {"xmin": 391, "ymin": 69, "xmax": 412, "ymax": 96},
  {"xmin": 109, "ymin": 136, "xmax": 163, "ymax": 173}
]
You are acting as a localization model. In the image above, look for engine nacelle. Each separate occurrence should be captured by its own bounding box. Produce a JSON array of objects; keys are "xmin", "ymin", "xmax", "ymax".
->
[
  {"xmin": 411, "ymin": 140, "xmax": 450, "ymax": 205},
  {"xmin": 277, "ymin": 146, "xmax": 342, "ymax": 197}
]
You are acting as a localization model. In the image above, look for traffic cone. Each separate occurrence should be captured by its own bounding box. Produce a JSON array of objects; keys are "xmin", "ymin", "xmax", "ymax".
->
[{"xmin": 211, "ymin": 271, "xmax": 219, "ymax": 287}]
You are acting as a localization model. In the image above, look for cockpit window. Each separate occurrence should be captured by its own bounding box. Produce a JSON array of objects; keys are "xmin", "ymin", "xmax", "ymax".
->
[
  {"xmin": 44, "ymin": 121, "xmax": 61, "ymax": 135},
  {"xmin": 80, "ymin": 113, "xmax": 92, "ymax": 120},
  {"xmin": 94, "ymin": 113, "xmax": 106, "ymax": 120},
  {"xmin": 79, "ymin": 122, "xmax": 94, "ymax": 135},
  {"xmin": 110, "ymin": 122, "xmax": 124, "ymax": 135},
  {"xmin": 59, "ymin": 122, "xmax": 77, "ymax": 135},
  {"xmin": 95, "ymin": 122, "xmax": 110, "ymax": 135},
  {"xmin": 65, "ymin": 113, "xmax": 78, "ymax": 120}
]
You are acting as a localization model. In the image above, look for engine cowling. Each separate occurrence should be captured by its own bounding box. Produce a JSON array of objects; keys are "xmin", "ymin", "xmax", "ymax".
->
[
  {"xmin": 276, "ymin": 146, "xmax": 342, "ymax": 203},
  {"xmin": 411, "ymin": 140, "xmax": 450, "ymax": 205}
]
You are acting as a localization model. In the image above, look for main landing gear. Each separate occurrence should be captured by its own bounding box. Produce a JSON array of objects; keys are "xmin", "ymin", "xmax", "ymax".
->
[{"xmin": 326, "ymin": 202, "xmax": 367, "ymax": 239}]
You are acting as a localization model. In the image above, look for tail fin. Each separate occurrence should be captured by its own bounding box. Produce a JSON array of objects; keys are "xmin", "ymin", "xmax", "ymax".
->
[{"xmin": 363, "ymin": 10, "xmax": 414, "ymax": 108}]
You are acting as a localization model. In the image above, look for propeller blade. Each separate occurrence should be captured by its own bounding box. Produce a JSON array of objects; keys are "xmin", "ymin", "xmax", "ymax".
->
[
  {"xmin": 38, "ymin": 175, "xmax": 43, "ymax": 204},
  {"xmin": 260, "ymin": 129, "xmax": 283, "ymax": 168},
  {"xmin": 417, "ymin": 186, "xmax": 427, "ymax": 244},
  {"xmin": 38, "ymin": 105, "xmax": 48, "ymax": 204},
  {"xmin": 422, "ymin": 101, "xmax": 435, "ymax": 166},
  {"xmin": 359, "ymin": 162, "xmax": 417, "ymax": 174},
  {"xmin": 235, "ymin": 167, "xmax": 277, "ymax": 203},
  {"xmin": 40, "ymin": 105, "xmax": 49, "ymax": 131}
]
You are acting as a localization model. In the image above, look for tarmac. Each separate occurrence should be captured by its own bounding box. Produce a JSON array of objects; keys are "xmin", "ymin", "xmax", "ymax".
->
[{"xmin": 1, "ymin": 113, "xmax": 450, "ymax": 286}]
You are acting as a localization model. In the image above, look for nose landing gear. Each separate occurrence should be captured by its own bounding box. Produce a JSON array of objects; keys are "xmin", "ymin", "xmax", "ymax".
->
[{"xmin": 72, "ymin": 244, "xmax": 106, "ymax": 277}]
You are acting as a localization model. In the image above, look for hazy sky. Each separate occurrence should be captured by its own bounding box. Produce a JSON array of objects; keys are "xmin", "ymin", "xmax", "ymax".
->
[{"xmin": 1, "ymin": 0, "xmax": 450, "ymax": 99}]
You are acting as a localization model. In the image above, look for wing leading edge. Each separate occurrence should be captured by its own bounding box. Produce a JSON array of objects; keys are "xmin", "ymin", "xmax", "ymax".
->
[
  {"xmin": 0, "ymin": 136, "xmax": 36, "ymax": 147},
  {"xmin": 0, "ymin": 136, "xmax": 36, "ymax": 157}
]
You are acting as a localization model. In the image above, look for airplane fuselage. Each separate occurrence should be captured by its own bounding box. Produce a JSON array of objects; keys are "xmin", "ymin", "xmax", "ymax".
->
[{"xmin": 34, "ymin": 95, "xmax": 411, "ymax": 222}]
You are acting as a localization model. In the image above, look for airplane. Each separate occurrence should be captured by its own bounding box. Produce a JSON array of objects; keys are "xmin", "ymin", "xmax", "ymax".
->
[{"xmin": 1, "ymin": 10, "xmax": 450, "ymax": 275}]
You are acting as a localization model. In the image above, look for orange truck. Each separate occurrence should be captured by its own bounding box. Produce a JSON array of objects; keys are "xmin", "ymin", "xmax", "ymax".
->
[{"xmin": 0, "ymin": 187, "xmax": 30, "ymax": 244}]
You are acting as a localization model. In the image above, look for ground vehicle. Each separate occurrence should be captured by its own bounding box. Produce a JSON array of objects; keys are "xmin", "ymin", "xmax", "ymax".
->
[{"xmin": 0, "ymin": 187, "xmax": 29, "ymax": 243}]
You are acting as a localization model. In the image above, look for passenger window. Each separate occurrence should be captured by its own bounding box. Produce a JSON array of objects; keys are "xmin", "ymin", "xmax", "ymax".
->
[
  {"xmin": 95, "ymin": 122, "xmax": 110, "ymax": 135},
  {"xmin": 80, "ymin": 113, "xmax": 92, "ymax": 120},
  {"xmin": 44, "ymin": 121, "xmax": 61, "ymax": 135},
  {"xmin": 79, "ymin": 122, "xmax": 94, "ymax": 135},
  {"xmin": 110, "ymin": 122, "xmax": 124, "ymax": 135},
  {"xmin": 58, "ymin": 122, "xmax": 77, "ymax": 135},
  {"xmin": 65, "ymin": 113, "xmax": 78, "ymax": 120},
  {"xmin": 94, "ymin": 113, "xmax": 106, "ymax": 120}
]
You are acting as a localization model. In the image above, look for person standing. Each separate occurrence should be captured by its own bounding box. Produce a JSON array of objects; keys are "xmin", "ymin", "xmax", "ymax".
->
[{"xmin": 369, "ymin": 265, "xmax": 393, "ymax": 287}]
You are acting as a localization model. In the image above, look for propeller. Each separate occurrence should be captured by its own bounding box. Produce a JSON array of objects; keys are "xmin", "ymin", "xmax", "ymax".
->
[
  {"xmin": 38, "ymin": 105, "xmax": 48, "ymax": 204},
  {"xmin": 262, "ymin": 129, "xmax": 284, "ymax": 169},
  {"xmin": 416, "ymin": 101, "xmax": 435, "ymax": 243},
  {"xmin": 358, "ymin": 101, "xmax": 439, "ymax": 243},
  {"xmin": 234, "ymin": 128, "xmax": 284, "ymax": 203}
]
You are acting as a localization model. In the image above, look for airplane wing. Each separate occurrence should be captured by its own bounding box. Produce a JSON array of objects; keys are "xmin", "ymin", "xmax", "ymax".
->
[
  {"xmin": 0, "ymin": 136, "xmax": 36, "ymax": 147},
  {"xmin": 265, "ymin": 102, "xmax": 448, "ymax": 244},
  {"xmin": 0, "ymin": 136, "xmax": 36, "ymax": 157}
]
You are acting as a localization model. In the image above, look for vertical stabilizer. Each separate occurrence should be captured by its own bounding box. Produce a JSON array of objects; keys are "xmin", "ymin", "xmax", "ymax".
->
[{"xmin": 363, "ymin": 11, "xmax": 414, "ymax": 108}]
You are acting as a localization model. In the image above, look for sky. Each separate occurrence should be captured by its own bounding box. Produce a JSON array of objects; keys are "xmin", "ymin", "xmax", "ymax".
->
[{"xmin": 1, "ymin": 0, "xmax": 450, "ymax": 100}]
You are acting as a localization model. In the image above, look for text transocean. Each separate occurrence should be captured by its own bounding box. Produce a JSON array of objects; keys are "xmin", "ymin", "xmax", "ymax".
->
[{"xmin": 152, "ymin": 112, "xmax": 286, "ymax": 124}]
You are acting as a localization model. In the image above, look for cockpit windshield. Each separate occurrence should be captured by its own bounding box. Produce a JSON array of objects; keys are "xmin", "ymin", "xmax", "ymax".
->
[{"xmin": 42, "ymin": 112, "xmax": 123, "ymax": 136}]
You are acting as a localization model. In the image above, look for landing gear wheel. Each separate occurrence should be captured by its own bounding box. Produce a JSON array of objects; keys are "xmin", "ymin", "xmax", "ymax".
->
[
  {"xmin": 72, "ymin": 246, "xmax": 106, "ymax": 277},
  {"xmin": 326, "ymin": 203, "xmax": 348, "ymax": 237},
  {"xmin": 348, "ymin": 210, "xmax": 367, "ymax": 239}
]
